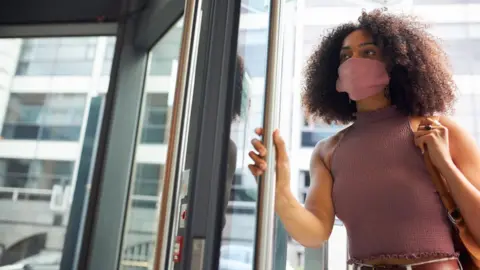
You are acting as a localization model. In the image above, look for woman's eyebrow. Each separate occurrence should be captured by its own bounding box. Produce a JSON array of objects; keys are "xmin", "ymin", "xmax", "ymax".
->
[
  {"xmin": 341, "ymin": 42, "xmax": 376, "ymax": 51},
  {"xmin": 359, "ymin": 42, "xmax": 376, "ymax": 47}
]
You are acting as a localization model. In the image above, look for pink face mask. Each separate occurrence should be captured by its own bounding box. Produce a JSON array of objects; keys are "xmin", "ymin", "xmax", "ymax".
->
[{"xmin": 336, "ymin": 58, "xmax": 390, "ymax": 101}]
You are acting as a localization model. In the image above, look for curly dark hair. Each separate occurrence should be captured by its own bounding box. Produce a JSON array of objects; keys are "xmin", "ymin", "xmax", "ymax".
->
[
  {"xmin": 232, "ymin": 55, "xmax": 245, "ymax": 121},
  {"xmin": 302, "ymin": 9, "xmax": 457, "ymax": 124}
]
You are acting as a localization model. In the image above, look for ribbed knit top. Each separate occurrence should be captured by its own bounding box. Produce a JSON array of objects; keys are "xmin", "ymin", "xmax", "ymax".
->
[{"xmin": 330, "ymin": 106, "xmax": 456, "ymax": 263}]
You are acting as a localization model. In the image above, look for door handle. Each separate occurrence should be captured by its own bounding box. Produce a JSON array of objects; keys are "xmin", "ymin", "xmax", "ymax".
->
[
  {"xmin": 255, "ymin": 0, "xmax": 283, "ymax": 269},
  {"xmin": 153, "ymin": 0, "xmax": 201, "ymax": 269}
]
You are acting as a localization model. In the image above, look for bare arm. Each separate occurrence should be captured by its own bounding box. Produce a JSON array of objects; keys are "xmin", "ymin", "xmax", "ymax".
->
[
  {"xmin": 249, "ymin": 129, "xmax": 336, "ymax": 248},
  {"xmin": 273, "ymin": 141, "xmax": 335, "ymax": 248},
  {"xmin": 413, "ymin": 116, "xmax": 480, "ymax": 244},
  {"xmin": 439, "ymin": 117, "xmax": 480, "ymax": 243}
]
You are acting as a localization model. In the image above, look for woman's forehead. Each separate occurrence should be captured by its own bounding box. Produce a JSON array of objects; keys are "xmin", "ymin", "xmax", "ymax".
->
[{"xmin": 342, "ymin": 29, "xmax": 374, "ymax": 47}]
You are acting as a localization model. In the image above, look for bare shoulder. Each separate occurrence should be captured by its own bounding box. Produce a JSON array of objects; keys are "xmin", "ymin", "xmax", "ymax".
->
[
  {"xmin": 410, "ymin": 115, "xmax": 471, "ymax": 141},
  {"xmin": 410, "ymin": 115, "xmax": 477, "ymax": 157},
  {"xmin": 438, "ymin": 116, "xmax": 478, "ymax": 155},
  {"xmin": 438, "ymin": 115, "xmax": 467, "ymax": 135},
  {"xmin": 311, "ymin": 125, "xmax": 352, "ymax": 170}
]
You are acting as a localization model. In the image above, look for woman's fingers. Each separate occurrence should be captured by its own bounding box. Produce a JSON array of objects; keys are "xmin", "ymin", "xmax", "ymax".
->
[
  {"xmin": 249, "ymin": 151, "xmax": 266, "ymax": 169},
  {"xmin": 248, "ymin": 164, "xmax": 262, "ymax": 176},
  {"xmin": 418, "ymin": 118, "xmax": 441, "ymax": 131},
  {"xmin": 255, "ymin": 127, "xmax": 264, "ymax": 136},
  {"xmin": 273, "ymin": 129, "xmax": 289, "ymax": 163},
  {"xmin": 251, "ymin": 139, "xmax": 267, "ymax": 157},
  {"xmin": 249, "ymin": 128, "xmax": 290, "ymax": 177}
]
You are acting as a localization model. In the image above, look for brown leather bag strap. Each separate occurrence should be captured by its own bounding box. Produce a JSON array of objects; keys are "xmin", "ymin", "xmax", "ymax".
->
[
  {"xmin": 416, "ymin": 117, "xmax": 480, "ymax": 269},
  {"xmin": 422, "ymin": 153, "xmax": 464, "ymax": 225}
]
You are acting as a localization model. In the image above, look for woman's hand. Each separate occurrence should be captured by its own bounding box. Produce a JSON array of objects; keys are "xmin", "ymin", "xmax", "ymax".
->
[
  {"xmin": 248, "ymin": 128, "xmax": 291, "ymax": 193},
  {"xmin": 414, "ymin": 118, "xmax": 453, "ymax": 168}
]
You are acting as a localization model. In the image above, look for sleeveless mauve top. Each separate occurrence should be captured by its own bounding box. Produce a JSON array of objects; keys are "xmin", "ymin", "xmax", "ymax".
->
[{"xmin": 330, "ymin": 106, "xmax": 456, "ymax": 263}]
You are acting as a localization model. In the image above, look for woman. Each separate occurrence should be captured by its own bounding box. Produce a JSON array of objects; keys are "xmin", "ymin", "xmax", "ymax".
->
[
  {"xmin": 249, "ymin": 10, "xmax": 480, "ymax": 270},
  {"xmin": 222, "ymin": 55, "xmax": 245, "ymax": 229}
]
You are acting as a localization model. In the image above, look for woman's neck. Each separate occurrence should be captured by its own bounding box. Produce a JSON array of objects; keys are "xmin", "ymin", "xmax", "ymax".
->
[{"xmin": 355, "ymin": 93, "xmax": 391, "ymax": 112}]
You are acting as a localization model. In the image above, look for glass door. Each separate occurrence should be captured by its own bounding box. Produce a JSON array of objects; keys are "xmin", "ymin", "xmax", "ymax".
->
[
  {"xmin": 154, "ymin": 0, "xmax": 289, "ymax": 269},
  {"xmin": 151, "ymin": 0, "xmax": 330, "ymax": 269},
  {"xmin": 151, "ymin": 0, "xmax": 480, "ymax": 269}
]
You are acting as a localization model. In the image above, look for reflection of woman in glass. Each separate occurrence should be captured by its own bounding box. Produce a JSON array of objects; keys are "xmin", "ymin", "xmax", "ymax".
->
[
  {"xmin": 223, "ymin": 55, "xmax": 247, "ymax": 229},
  {"xmin": 249, "ymin": 10, "xmax": 480, "ymax": 269}
]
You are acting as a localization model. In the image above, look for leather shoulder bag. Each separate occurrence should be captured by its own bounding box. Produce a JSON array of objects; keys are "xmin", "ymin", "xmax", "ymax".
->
[
  {"xmin": 416, "ymin": 116, "xmax": 480, "ymax": 269},
  {"xmin": 423, "ymin": 151, "xmax": 480, "ymax": 270}
]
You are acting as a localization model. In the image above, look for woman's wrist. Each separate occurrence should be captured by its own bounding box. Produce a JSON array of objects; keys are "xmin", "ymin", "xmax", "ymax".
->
[
  {"xmin": 275, "ymin": 184, "xmax": 292, "ymax": 198},
  {"xmin": 437, "ymin": 156, "xmax": 456, "ymax": 174},
  {"xmin": 274, "ymin": 187, "xmax": 296, "ymax": 212}
]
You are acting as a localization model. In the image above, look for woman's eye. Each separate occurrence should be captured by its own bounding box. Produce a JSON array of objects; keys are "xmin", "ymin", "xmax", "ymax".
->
[
  {"xmin": 340, "ymin": 54, "xmax": 350, "ymax": 61},
  {"xmin": 365, "ymin": 50, "xmax": 376, "ymax": 56}
]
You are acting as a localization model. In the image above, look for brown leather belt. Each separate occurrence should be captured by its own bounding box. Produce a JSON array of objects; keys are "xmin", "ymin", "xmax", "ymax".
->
[{"xmin": 350, "ymin": 258, "xmax": 461, "ymax": 270}]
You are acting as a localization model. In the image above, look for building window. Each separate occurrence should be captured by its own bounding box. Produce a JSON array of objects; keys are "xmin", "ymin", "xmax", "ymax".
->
[
  {"xmin": 227, "ymin": 174, "xmax": 257, "ymax": 202},
  {"xmin": 140, "ymin": 93, "xmax": 169, "ymax": 144},
  {"xmin": 229, "ymin": 187, "xmax": 257, "ymax": 202},
  {"xmin": 102, "ymin": 37, "xmax": 116, "ymax": 75},
  {"xmin": 240, "ymin": 0, "xmax": 267, "ymax": 13},
  {"xmin": 301, "ymin": 115, "xmax": 341, "ymax": 147},
  {"xmin": 233, "ymin": 173, "xmax": 243, "ymax": 186},
  {"xmin": 149, "ymin": 28, "xmax": 182, "ymax": 76},
  {"xmin": 2, "ymin": 93, "xmax": 87, "ymax": 141},
  {"xmin": 134, "ymin": 163, "xmax": 162, "ymax": 196},
  {"xmin": 298, "ymin": 171, "xmax": 311, "ymax": 204},
  {"xmin": 301, "ymin": 131, "xmax": 337, "ymax": 148},
  {"xmin": 0, "ymin": 158, "xmax": 74, "ymax": 190},
  {"xmin": 16, "ymin": 38, "xmax": 97, "ymax": 76}
]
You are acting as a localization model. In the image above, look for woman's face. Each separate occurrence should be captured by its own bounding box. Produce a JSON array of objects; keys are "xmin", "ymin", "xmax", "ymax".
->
[{"xmin": 339, "ymin": 29, "xmax": 385, "ymax": 64}]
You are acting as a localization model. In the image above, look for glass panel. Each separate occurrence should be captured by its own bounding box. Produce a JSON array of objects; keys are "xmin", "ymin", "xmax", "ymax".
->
[
  {"xmin": 0, "ymin": 36, "xmax": 115, "ymax": 269},
  {"xmin": 15, "ymin": 38, "xmax": 96, "ymax": 76},
  {"xmin": 102, "ymin": 38, "xmax": 116, "ymax": 75},
  {"xmin": 219, "ymin": 0, "xmax": 271, "ymax": 269},
  {"xmin": 119, "ymin": 19, "xmax": 183, "ymax": 270},
  {"xmin": 2, "ymin": 93, "xmax": 87, "ymax": 141}
]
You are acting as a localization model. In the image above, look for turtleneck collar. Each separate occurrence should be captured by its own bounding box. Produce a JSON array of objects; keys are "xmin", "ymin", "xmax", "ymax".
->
[{"xmin": 354, "ymin": 105, "xmax": 401, "ymax": 125}]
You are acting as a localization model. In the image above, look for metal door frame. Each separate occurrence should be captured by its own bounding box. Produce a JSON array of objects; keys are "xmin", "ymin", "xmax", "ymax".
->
[
  {"xmin": 179, "ymin": 0, "xmax": 287, "ymax": 269},
  {"xmin": 180, "ymin": 0, "xmax": 242, "ymax": 269}
]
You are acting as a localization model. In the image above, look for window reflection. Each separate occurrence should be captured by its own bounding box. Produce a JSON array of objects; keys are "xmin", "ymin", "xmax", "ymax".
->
[
  {"xmin": 2, "ymin": 94, "xmax": 86, "ymax": 141},
  {"xmin": 134, "ymin": 164, "xmax": 163, "ymax": 197},
  {"xmin": 140, "ymin": 94, "xmax": 169, "ymax": 144},
  {"xmin": 0, "ymin": 159, "xmax": 73, "ymax": 191},
  {"xmin": 16, "ymin": 38, "xmax": 96, "ymax": 76},
  {"xmin": 0, "ymin": 36, "xmax": 114, "ymax": 268},
  {"xmin": 102, "ymin": 38, "xmax": 116, "ymax": 75},
  {"xmin": 119, "ymin": 19, "xmax": 183, "ymax": 270},
  {"xmin": 149, "ymin": 29, "xmax": 182, "ymax": 76}
]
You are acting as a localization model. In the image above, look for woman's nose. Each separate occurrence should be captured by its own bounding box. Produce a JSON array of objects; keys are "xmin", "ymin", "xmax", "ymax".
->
[{"xmin": 351, "ymin": 51, "xmax": 362, "ymax": 58}]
